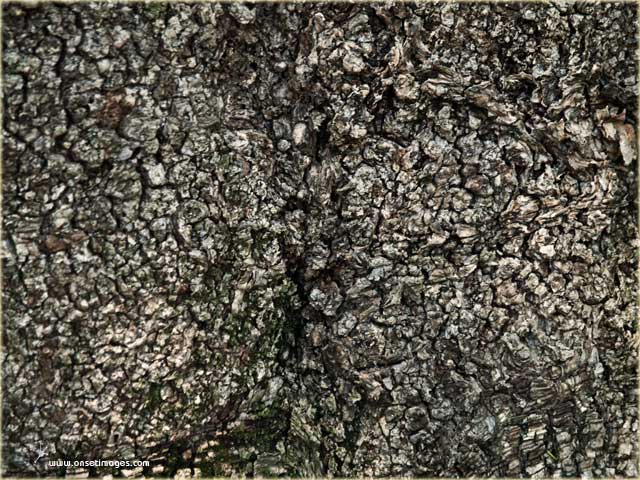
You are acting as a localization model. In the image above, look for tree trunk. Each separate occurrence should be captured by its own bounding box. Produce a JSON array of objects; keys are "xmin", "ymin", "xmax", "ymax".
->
[{"xmin": 2, "ymin": 1, "xmax": 637, "ymax": 477}]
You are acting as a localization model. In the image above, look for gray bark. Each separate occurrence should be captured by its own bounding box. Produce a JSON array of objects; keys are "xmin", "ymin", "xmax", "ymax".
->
[{"xmin": 2, "ymin": 1, "xmax": 638, "ymax": 477}]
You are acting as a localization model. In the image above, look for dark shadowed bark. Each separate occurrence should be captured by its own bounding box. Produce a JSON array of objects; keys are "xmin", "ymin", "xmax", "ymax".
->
[{"xmin": 2, "ymin": 1, "xmax": 638, "ymax": 477}]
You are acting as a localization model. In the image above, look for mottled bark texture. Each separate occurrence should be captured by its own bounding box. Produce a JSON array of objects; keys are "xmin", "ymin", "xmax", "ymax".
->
[{"xmin": 2, "ymin": 1, "xmax": 638, "ymax": 478}]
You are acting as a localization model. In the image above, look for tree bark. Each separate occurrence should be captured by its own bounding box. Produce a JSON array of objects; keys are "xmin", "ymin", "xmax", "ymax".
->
[{"xmin": 2, "ymin": 1, "xmax": 637, "ymax": 477}]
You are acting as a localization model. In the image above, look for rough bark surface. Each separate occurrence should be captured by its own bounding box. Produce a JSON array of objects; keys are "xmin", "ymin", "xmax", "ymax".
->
[{"xmin": 2, "ymin": 1, "xmax": 638, "ymax": 478}]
